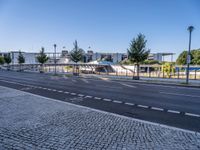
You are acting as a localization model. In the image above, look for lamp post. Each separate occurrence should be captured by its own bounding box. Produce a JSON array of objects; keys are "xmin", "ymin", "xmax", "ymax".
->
[
  {"xmin": 53, "ymin": 44, "xmax": 57, "ymax": 75},
  {"xmin": 186, "ymin": 26, "xmax": 194, "ymax": 84}
]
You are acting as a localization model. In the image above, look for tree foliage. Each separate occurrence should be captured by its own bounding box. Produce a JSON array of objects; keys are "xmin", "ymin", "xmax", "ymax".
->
[
  {"xmin": 176, "ymin": 49, "xmax": 200, "ymax": 65},
  {"xmin": 70, "ymin": 40, "xmax": 85, "ymax": 63},
  {"xmin": 127, "ymin": 33, "xmax": 150, "ymax": 79},
  {"xmin": 0, "ymin": 56, "xmax": 5, "ymax": 65},
  {"xmin": 128, "ymin": 33, "xmax": 150, "ymax": 65},
  {"xmin": 37, "ymin": 47, "xmax": 49, "ymax": 64},
  {"xmin": 4, "ymin": 53, "xmax": 11, "ymax": 64},
  {"xmin": 18, "ymin": 51, "xmax": 25, "ymax": 64},
  {"xmin": 162, "ymin": 62, "xmax": 175, "ymax": 78},
  {"xmin": 143, "ymin": 60, "xmax": 160, "ymax": 65}
]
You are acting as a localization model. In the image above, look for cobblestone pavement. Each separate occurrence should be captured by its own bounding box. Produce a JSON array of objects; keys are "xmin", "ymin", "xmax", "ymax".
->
[{"xmin": 0, "ymin": 86, "xmax": 200, "ymax": 150}]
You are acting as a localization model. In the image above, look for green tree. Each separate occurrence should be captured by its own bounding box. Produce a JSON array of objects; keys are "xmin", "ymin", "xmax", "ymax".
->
[
  {"xmin": 4, "ymin": 53, "xmax": 12, "ymax": 70},
  {"xmin": 18, "ymin": 51, "xmax": 25, "ymax": 71},
  {"xmin": 176, "ymin": 49, "xmax": 200, "ymax": 65},
  {"xmin": 70, "ymin": 40, "xmax": 85, "ymax": 75},
  {"xmin": 0, "ymin": 56, "xmax": 5, "ymax": 65},
  {"xmin": 191, "ymin": 49, "xmax": 200, "ymax": 65},
  {"xmin": 37, "ymin": 47, "xmax": 49, "ymax": 73},
  {"xmin": 127, "ymin": 33, "xmax": 150, "ymax": 80},
  {"xmin": 70, "ymin": 40, "xmax": 85, "ymax": 63},
  {"xmin": 4, "ymin": 53, "xmax": 11, "ymax": 65},
  {"xmin": 176, "ymin": 51, "xmax": 188, "ymax": 65},
  {"xmin": 162, "ymin": 62, "xmax": 175, "ymax": 78}
]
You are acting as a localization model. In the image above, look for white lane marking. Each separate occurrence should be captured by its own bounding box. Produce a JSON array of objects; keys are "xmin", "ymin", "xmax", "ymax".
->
[
  {"xmin": 58, "ymin": 90, "xmax": 63, "ymax": 93},
  {"xmin": 167, "ymin": 110, "xmax": 180, "ymax": 114},
  {"xmin": 85, "ymin": 95, "xmax": 92, "ymax": 98},
  {"xmin": 47, "ymin": 89, "xmax": 52, "ymax": 91},
  {"xmin": 94, "ymin": 97, "xmax": 101, "ymax": 100},
  {"xmin": 151, "ymin": 107, "xmax": 164, "ymax": 111},
  {"xmin": 72, "ymin": 79, "xmax": 77, "ymax": 83},
  {"xmin": 124, "ymin": 102, "xmax": 134, "ymax": 106},
  {"xmin": 113, "ymin": 100, "xmax": 122, "ymax": 103},
  {"xmin": 103, "ymin": 98, "xmax": 112, "ymax": 102},
  {"xmin": 81, "ymin": 79, "xmax": 89, "ymax": 83},
  {"xmin": 185, "ymin": 113, "xmax": 200, "ymax": 117},
  {"xmin": 78, "ymin": 94, "xmax": 84, "ymax": 97},
  {"xmin": 160, "ymin": 92, "xmax": 200, "ymax": 98},
  {"xmin": 70, "ymin": 93, "xmax": 77, "ymax": 95},
  {"xmin": 43, "ymin": 88, "xmax": 47, "ymax": 90},
  {"xmin": 120, "ymin": 83, "xmax": 137, "ymax": 88},
  {"xmin": 138, "ymin": 105, "xmax": 148, "ymax": 108},
  {"xmin": 64, "ymin": 91, "xmax": 69, "ymax": 94},
  {"xmin": 52, "ymin": 89, "xmax": 57, "ymax": 92}
]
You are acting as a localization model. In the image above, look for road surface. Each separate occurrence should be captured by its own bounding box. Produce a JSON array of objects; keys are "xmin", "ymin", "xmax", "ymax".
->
[{"xmin": 0, "ymin": 70, "xmax": 200, "ymax": 132}]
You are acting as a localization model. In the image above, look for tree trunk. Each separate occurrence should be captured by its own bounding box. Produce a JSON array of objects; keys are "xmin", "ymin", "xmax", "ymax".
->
[{"xmin": 132, "ymin": 64, "xmax": 140, "ymax": 80}]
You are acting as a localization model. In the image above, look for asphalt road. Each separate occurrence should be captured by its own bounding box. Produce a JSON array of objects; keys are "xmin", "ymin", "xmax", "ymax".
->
[{"xmin": 0, "ymin": 70, "xmax": 200, "ymax": 132}]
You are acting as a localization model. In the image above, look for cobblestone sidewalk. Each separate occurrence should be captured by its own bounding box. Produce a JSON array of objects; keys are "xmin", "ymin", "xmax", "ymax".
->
[{"xmin": 0, "ymin": 86, "xmax": 200, "ymax": 150}]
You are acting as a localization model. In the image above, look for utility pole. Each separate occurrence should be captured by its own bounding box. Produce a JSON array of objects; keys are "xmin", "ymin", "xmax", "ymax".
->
[
  {"xmin": 54, "ymin": 44, "xmax": 57, "ymax": 75},
  {"xmin": 186, "ymin": 26, "xmax": 194, "ymax": 84}
]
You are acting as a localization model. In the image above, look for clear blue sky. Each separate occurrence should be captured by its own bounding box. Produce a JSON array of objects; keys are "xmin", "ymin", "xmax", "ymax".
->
[{"xmin": 0, "ymin": 0, "xmax": 199, "ymax": 59}]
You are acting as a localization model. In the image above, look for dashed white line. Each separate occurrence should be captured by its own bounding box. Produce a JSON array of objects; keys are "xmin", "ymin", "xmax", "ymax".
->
[
  {"xmin": 113, "ymin": 100, "xmax": 122, "ymax": 103},
  {"xmin": 103, "ymin": 98, "xmax": 112, "ymax": 102},
  {"xmin": 64, "ymin": 91, "xmax": 69, "ymax": 94},
  {"xmin": 167, "ymin": 110, "xmax": 180, "ymax": 114},
  {"xmin": 78, "ymin": 94, "xmax": 84, "ymax": 97},
  {"xmin": 151, "ymin": 107, "xmax": 164, "ymax": 111},
  {"xmin": 94, "ymin": 97, "xmax": 101, "ymax": 100},
  {"xmin": 185, "ymin": 113, "xmax": 200, "ymax": 117},
  {"xmin": 85, "ymin": 96, "xmax": 92, "ymax": 98},
  {"xmin": 70, "ymin": 93, "xmax": 77, "ymax": 95},
  {"xmin": 47, "ymin": 89, "xmax": 52, "ymax": 91},
  {"xmin": 138, "ymin": 105, "xmax": 149, "ymax": 108},
  {"xmin": 58, "ymin": 90, "xmax": 63, "ymax": 93},
  {"xmin": 124, "ymin": 102, "xmax": 134, "ymax": 106},
  {"xmin": 52, "ymin": 89, "xmax": 57, "ymax": 92}
]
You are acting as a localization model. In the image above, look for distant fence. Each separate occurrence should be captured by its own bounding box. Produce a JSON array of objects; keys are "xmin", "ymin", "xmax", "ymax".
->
[{"xmin": 1, "ymin": 64, "xmax": 200, "ymax": 80}]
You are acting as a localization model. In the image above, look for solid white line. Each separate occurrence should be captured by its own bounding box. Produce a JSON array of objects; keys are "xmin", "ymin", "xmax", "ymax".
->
[
  {"xmin": 185, "ymin": 113, "xmax": 200, "ymax": 117},
  {"xmin": 103, "ymin": 98, "xmax": 112, "ymax": 102},
  {"xmin": 124, "ymin": 102, "xmax": 134, "ymax": 106},
  {"xmin": 151, "ymin": 107, "xmax": 164, "ymax": 111},
  {"xmin": 113, "ymin": 100, "xmax": 122, "ymax": 103},
  {"xmin": 120, "ymin": 83, "xmax": 136, "ymax": 88},
  {"xmin": 167, "ymin": 110, "xmax": 180, "ymax": 114},
  {"xmin": 94, "ymin": 97, "xmax": 101, "ymax": 100},
  {"xmin": 160, "ymin": 91, "xmax": 200, "ymax": 98},
  {"xmin": 138, "ymin": 105, "xmax": 148, "ymax": 108}
]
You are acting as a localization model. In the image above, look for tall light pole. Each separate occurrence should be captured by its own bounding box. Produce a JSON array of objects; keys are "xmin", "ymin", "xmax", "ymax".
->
[
  {"xmin": 186, "ymin": 26, "xmax": 194, "ymax": 84},
  {"xmin": 53, "ymin": 44, "xmax": 57, "ymax": 75}
]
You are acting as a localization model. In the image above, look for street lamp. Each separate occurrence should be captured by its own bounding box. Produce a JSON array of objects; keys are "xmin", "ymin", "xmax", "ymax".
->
[
  {"xmin": 186, "ymin": 26, "xmax": 194, "ymax": 84},
  {"xmin": 53, "ymin": 44, "xmax": 57, "ymax": 75}
]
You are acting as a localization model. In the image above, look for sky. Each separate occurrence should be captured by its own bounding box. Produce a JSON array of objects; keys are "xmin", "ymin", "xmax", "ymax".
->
[{"xmin": 0, "ymin": 0, "xmax": 199, "ymax": 60}]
